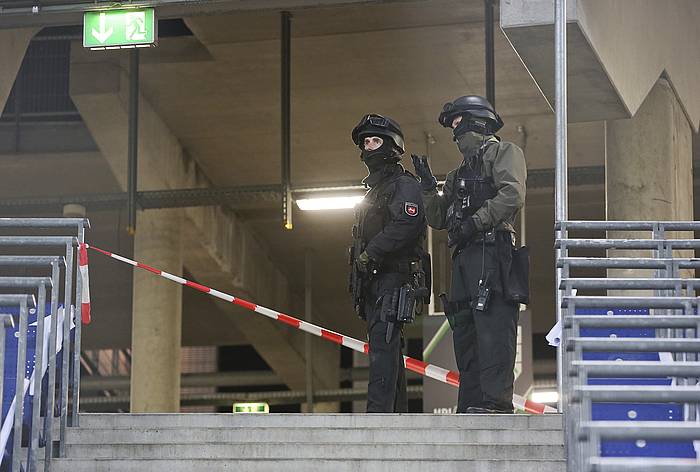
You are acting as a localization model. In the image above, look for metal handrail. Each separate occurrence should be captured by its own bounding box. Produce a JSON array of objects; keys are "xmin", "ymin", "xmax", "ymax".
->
[
  {"xmin": 0, "ymin": 219, "xmax": 87, "ymax": 472},
  {"xmin": 556, "ymin": 221, "xmax": 700, "ymax": 231},
  {"xmin": 556, "ymin": 239, "xmax": 700, "ymax": 249},
  {"xmin": 560, "ymin": 278, "xmax": 700, "ymax": 290},
  {"xmin": 571, "ymin": 361, "xmax": 700, "ymax": 378},
  {"xmin": 557, "ymin": 257, "xmax": 700, "ymax": 269},
  {"xmin": 556, "ymin": 219, "xmax": 700, "ymax": 471},
  {"xmin": 0, "ymin": 256, "xmax": 64, "ymax": 469},
  {"xmin": 565, "ymin": 315, "xmax": 700, "ymax": 328}
]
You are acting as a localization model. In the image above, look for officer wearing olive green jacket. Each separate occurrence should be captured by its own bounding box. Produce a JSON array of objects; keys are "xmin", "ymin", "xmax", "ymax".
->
[{"xmin": 412, "ymin": 95, "xmax": 526, "ymax": 413}]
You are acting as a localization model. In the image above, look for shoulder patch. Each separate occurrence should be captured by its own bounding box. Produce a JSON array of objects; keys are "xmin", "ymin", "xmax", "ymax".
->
[{"xmin": 404, "ymin": 202, "xmax": 419, "ymax": 217}]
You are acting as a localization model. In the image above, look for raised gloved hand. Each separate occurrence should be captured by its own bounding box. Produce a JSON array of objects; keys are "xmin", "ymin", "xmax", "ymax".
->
[
  {"xmin": 411, "ymin": 154, "xmax": 438, "ymax": 192},
  {"xmin": 356, "ymin": 250, "xmax": 374, "ymax": 273},
  {"xmin": 447, "ymin": 217, "xmax": 477, "ymax": 248}
]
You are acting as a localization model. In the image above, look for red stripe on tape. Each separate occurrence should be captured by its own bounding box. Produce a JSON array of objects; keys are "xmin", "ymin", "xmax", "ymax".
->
[
  {"xmin": 524, "ymin": 399, "xmax": 546, "ymax": 415},
  {"xmin": 277, "ymin": 314, "xmax": 301, "ymax": 328},
  {"xmin": 137, "ymin": 263, "xmax": 161, "ymax": 275},
  {"xmin": 445, "ymin": 370, "xmax": 460, "ymax": 387},
  {"xmin": 185, "ymin": 280, "xmax": 211, "ymax": 293},
  {"xmin": 321, "ymin": 330, "xmax": 343, "ymax": 345},
  {"xmin": 404, "ymin": 357, "xmax": 427, "ymax": 375},
  {"xmin": 89, "ymin": 246, "xmax": 112, "ymax": 257},
  {"xmin": 233, "ymin": 298, "xmax": 257, "ymax": 312},
  {"xmin": 363, "ymin": 343, "xmax": 369, "ymax": 354}
]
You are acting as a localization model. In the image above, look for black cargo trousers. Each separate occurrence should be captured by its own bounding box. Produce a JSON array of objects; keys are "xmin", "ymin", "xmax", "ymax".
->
[
  {"xmin": 448, "ymin": 233, "xmax": 519, "ymax": 413},
  {"xmin": 364, "ymin": 272, "xmax": 408, "ymax": 413}
]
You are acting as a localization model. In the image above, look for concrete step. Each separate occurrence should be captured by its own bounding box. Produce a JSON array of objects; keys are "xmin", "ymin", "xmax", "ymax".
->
[
  {"xmin": 63, "ymin": 442, "xmax": 565, "ymax": 461},
  {"xmin": 76, "ymin": 413, "xmax": 563, "ymax": 430},
  {"xmin": 48, "ymin": 458, "xmax": 567, "ymax": 472},
  {"xmin": 65, "ymin": 426, "xmax": 564, "ymax": 445}
]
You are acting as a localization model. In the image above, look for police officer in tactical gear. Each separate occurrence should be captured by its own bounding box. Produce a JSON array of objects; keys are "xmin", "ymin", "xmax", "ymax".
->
[
  {"xmin": 411, "ymin": 96, "xmax": 527, "ymax": 414},
  {"xmin": 349, "ymin": 113, "xmax": 429, "ymax": 413}
]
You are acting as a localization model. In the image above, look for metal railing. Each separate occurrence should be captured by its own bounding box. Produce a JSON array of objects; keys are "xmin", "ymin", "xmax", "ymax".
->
[
  {"xmin": 557, "ymin": 220, "xmax": 700, "ymax": 471},
  {"xmin": 0, "ymin": 218, "xmax": 88, "ymax": 472}
]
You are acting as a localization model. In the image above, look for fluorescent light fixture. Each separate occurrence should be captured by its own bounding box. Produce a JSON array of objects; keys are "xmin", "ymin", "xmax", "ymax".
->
[
  {"xmin": 531, "ymin": 390, "xmax": 559, "ymax": 404},
  {"xmin": 296, "ymin": 195, "xmax": 364, "ymax": 211}
]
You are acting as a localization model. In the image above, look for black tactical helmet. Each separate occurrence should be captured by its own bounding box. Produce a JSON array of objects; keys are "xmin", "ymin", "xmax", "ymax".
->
[
  {"xmin": 438, "ymin": 95, "xmax": 504, "ymax": 134},
  {"xmin": 351, "ymin": 113, "xmax": 405, "ymax": 155}
]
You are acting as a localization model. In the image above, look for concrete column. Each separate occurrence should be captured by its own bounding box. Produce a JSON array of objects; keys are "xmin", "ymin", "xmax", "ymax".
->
[
  {"xmin": 605, "ymin": 78, "xmax": 693, "ymax": 283},
  {"xmin": 0, "ymin": 28, "xmax": 37, "ymax": 111},
  {"xmin": 130, "ymin": 208, "xmax": 184, "ymax": 412}
]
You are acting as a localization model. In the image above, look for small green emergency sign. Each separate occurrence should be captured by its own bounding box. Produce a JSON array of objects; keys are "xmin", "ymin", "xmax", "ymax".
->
[
  {"xmin": 233, "ymin": 403, "xmax": 270, "ymax": 414},
  {"xmin": 83, "ymin": 8, "xmax": 157, "ymax": 49}
]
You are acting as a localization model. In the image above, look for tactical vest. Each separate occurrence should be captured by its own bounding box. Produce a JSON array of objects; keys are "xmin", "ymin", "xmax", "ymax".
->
[
  {"xmin": 355, "ymin": 170, "xmax": 425, "ymax": 265},
  {"xmin": 446, "ymin": 150, "xmax": 497, "ymax": 228}
]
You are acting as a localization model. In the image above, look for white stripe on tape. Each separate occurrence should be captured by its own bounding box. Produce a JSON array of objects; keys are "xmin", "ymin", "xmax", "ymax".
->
[
  {"xmin": 79, "ymin": 266, "xmax": 90, "ymax": 303},
  {"xmin": 209, "ymin": 289, "xmax": 234, "ymax": 303},
  {"xmin": 341, "ymin": 337, "xmax": 366, "ymax": 353},
  {"xmin": 424, "ymin": 364, "xmax": 448, "ymax": 382},
  {"xmin": 112, "ymin": 254, "xmax": 136, "ymax": 266},
  {"xmin": 298, "ymin": 321, "xmax": 322, "ymax": 337},
  {"xmin": 255, "ymin": 306, "xmax": 279, "ymax": 320},
  {"xmin": 161, "ymin": 272, "xmax": 187, "ymax": 285}
]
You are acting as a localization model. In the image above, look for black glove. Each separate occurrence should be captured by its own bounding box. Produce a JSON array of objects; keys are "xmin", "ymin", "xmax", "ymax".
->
[
  {"xmin": 448, "ymin": 217, "xmax": 477, "ymax": 248},
  {"xmin": 411, "ymin": 154, "xmax": 438, "ymax": 192}
]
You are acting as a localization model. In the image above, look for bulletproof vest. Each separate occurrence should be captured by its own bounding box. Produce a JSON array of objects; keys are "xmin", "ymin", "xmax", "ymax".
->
[
  {"xmin": 447, "ymin": 151, "xmax": 497, "ymax": 226},
  {"xmin": 354, "ymin": 170, "xmax": 424, "ymax": 263}
]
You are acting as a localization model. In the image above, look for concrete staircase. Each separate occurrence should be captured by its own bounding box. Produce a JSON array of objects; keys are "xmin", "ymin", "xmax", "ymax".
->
[{"xmin": 47, "ymin": 413, "xmax": 565, "ymax": 472}]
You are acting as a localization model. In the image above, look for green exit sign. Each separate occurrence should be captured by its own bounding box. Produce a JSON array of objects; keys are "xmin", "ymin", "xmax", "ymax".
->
[
  {"xmin": 83, "ymin": 8, "xmax": 157, "ymax": 50},
  {"xmin": 233, "ymin": 402, "xmax": 269, "ymax": 414}
]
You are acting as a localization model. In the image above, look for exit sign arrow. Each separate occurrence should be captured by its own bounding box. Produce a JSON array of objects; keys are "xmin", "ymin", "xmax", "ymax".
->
[
  {"xmin": 83, "ymin": 8, "xmax": 157, "ymax": 49},
  {"xmin": 91, "ymin": 12, "xmax": 113, "ymax": 44}
]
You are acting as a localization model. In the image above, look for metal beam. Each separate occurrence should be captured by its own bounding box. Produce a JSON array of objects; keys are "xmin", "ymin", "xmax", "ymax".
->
[
  {"xmin": 281, "ymin": 11, "xmax": 293, "ymax": 230},
  {"xmin": 554, "ymin": 0, "xmax": 567, "ymax": 415},
  {"xmin": 0, "ymin": 0, "xmax": 395, "ymax": 29},
  {"xmin": 127, "ymin": 49, "xmax": 139, "ymax": 234},
  {"xmin": 0, "ymin": 165, "xmax": 613, "ymax": 213},
  {"xmin": 483, "ymin": 0, "xmax": 495, "ymax": 106}
]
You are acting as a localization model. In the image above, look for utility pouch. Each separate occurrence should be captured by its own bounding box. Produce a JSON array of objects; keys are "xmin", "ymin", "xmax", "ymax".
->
[
  {"xmin": 396, "ymin": 284, "xmax": 417, "ymax": 324},
  {"xmin": 507, "ymin": 246, "xmax": 530, "ymax": 305},
  {"xmin": 380, "ymin": 288, "xmax": 400, "ymax": 323}
]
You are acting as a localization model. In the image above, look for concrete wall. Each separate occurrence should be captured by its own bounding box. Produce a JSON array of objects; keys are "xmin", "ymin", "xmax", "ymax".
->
[
  {"xmin": 0, "ymin": 28, "xmax": 37, "ymax": 111},
  {"xmin": 501, "ymin": 0, "xmax": 700, "ymax": 130},
  {"xmin": 69, "ymin": 46, "xmax": 339, "ymax": 393}
]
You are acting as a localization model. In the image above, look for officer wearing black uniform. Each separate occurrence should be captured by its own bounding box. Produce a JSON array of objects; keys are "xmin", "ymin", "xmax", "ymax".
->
[
  {"xmin": 349, "ymin": 114, "xmax": 428, "ymax": 413},
  {"xmin": 412, "ymin": 96, "xmax": 527, "ymax": 414}
]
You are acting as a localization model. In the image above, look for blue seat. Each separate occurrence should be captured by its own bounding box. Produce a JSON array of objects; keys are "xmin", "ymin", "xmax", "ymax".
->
[
  {"xmin": 576, "ymin": 307, "xmax": 696, "ymax": 459},
  {"xmin": 1, "ymin": 304, "xmax": 67, "ymax": 467}
]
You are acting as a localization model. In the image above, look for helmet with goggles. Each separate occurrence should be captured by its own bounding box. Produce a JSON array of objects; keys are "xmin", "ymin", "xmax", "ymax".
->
[
  {"xmin": 351, "ymin": 113, "xmax": 405, "ymax": 156},
  {"xmin": 438, "ymin": 95, "xmax": 503, "ymax": 135}
]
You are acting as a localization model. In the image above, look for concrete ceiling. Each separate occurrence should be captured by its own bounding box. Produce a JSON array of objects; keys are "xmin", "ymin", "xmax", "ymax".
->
[
  {"xmin": 132, "ymin": 0, "xmax": 604, "ymax": 336},
  {"xmin": 136, "ymin": 0, "xmax": 589, "ymax": 192},
  {"xmin": 0, "ymin": 0, "xmax": 614, "ymax": 350}
]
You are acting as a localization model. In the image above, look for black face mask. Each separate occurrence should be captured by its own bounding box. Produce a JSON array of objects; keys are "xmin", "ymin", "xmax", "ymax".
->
[{"xmin": 361, "ymin": 140, "xmax": 396, "ymax": 173}]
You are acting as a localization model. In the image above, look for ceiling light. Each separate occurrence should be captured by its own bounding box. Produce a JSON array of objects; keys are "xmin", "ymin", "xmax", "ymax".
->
[
  {"xmin": 296, "ymin": 195, "xmax": 364, "ymax": 211},
  {"xmin": 531, "ymin": 390, "xmax": 559, "ymax": 404}
]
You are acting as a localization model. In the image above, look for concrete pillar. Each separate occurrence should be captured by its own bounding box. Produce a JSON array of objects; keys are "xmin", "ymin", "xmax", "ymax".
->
[
  {"xmin": 70, "ymin": 48, "xmax": 335, "ymax": 397},
  {"xmin": 605, "ymin": 78, "xmax": 693, "ymax": 283},
  {"xmin": 0, "ymin": 29, "xmax": 37, "ymax": 111},
  {"xmin": 130, "ymin": 208, "xmax": 184, "ymax": 412}
]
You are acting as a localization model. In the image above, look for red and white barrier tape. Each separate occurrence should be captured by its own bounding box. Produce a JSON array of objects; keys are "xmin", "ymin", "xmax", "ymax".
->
[
  {"xmin": 85, "ymin": 243, "xmax": 555, "ymax": 414},
  {"xmin": 79, "ymin": 243, "xmax": 91, "ymax": 324}
]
